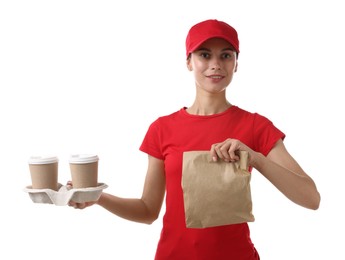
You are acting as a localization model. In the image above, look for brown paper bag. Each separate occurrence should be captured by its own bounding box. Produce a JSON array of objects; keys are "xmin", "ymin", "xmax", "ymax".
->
[{"xmin": 182, "ymin": 150, "xmax": 254, "ymax": 228}]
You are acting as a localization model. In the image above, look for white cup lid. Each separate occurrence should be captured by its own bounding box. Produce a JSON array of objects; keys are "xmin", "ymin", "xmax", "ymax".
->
[
  {"xmin": 69, "ymin": 154, "xmax": 99, "ymax": 164},
  {"xmin": 28, "ymin": 156, "xmax": 59, "ymax": 164}
]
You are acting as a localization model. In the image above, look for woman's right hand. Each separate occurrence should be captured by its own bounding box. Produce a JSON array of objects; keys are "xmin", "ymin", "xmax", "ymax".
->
[
  {"xmin": 68, "ymin": 200, "xmax": 97, "ymax": 209},
  {"xmin": 66, "ymin": 181, "xmax": 98, "ymax": 209}
]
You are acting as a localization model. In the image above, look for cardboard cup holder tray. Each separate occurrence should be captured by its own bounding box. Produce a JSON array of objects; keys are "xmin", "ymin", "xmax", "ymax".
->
[{"xmin": 24, "ymin": 183, "xmax": 108, "ymax": 206}]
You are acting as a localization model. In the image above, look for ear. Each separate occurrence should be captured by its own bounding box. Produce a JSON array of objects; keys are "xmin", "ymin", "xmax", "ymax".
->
[
  {"xmin": 234, "ymin": 61, "xmax": 238, "ymax": 72},
  {"xmin": 186, "ymin": 58, "xmax": 193, "ymax": 71}
]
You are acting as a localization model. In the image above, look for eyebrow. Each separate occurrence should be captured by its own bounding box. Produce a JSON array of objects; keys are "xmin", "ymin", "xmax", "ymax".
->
[{"xmin": 196, "ymin": 47, "xmax": 235, "ymax": 52}]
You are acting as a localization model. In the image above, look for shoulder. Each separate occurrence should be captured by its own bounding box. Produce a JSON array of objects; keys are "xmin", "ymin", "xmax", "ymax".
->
[
  {"xmin": 145, "ymin": 109, "xmax": 183, "ymax": 133},
  {"xmin": 152, "ymin": 108, "xmax": 184, "ymax": 124},
  {"xmin": 232, "ymin": 106, "xmax": 271, "ymax": 122}
]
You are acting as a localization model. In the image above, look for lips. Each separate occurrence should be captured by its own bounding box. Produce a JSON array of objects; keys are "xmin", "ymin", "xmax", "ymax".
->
[{"xmin": 207, "ymin": 75, "xmax": 224, "ymax": 79}]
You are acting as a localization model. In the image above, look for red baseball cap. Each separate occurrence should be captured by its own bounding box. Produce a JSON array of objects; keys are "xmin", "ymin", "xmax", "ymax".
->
[{"xmin": 185, "ymin": 19, "xmax": 240, "ymax": 58}]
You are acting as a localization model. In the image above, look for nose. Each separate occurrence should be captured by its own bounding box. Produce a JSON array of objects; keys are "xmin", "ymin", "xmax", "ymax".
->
[{"xmin": 210, "ymin": 58, "xmax": 221, "ymax": 70}]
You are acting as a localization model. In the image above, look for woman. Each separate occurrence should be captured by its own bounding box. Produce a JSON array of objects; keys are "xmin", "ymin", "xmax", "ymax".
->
[{"xmin": 69, "ymin": 19, "xmax": 320, "ymax": 260}]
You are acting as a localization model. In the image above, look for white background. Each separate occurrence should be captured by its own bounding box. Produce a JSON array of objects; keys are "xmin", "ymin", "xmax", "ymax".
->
[{"xmin": 1, "ymin": 0, "xmax": 344, "ymax": 259}]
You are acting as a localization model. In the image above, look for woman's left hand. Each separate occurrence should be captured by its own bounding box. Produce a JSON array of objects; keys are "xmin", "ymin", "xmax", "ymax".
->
[{"xmin": 210, "ymin": 138, "xmax": 255, "ymax": 164}]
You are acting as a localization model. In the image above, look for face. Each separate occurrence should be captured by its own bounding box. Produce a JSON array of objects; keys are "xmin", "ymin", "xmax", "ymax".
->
[{"xmin": 187, "ymin": 38, "xmax": 238, "ymax": 95}]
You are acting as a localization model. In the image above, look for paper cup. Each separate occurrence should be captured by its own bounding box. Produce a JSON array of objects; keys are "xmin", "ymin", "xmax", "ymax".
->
[
  {"xmin": 28, "ymin": 156, "xmax": 59, "ymax": 191},
  {"xmin": 69, "ymin": 154, "xmax": 99, "ymax": 188}
]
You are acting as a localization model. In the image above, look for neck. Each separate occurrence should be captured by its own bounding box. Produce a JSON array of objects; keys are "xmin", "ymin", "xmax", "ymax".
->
[{"xmin": 187, "ymin": 99, "xmax": 232, "ymax": 115}]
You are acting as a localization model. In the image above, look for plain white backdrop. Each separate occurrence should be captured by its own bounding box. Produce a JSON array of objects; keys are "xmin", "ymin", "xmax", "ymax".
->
[{"xmin": 1, "ymin": 0, "xmax": 344, "ymax": 259}]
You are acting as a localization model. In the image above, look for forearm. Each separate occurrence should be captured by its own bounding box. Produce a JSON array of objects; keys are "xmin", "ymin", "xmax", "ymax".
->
[
  {"xmin": 97, "ymin": 192, "xmax": 158, "ymax": 224},
  {"xmin": 253, "ymin": 153, "xmax": 320, "ymax": 210}
]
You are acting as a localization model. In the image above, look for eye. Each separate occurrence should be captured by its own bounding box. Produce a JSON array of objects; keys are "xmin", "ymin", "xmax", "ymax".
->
[
  {"xmin": 222, "ymin": 52, "xmax": 233, "ymax": 59},
  {"xmin": 199, "ymin": 52, "xmax": 211, "ymax": 59}
]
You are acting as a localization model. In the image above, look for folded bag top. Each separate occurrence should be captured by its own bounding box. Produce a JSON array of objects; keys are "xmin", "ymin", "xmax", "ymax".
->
[{"xmin": 182, "ymin": 150, "xmax": 254, "ymax": 228}]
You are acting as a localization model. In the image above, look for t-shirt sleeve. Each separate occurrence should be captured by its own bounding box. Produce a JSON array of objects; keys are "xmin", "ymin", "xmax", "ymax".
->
[
  {"xmin": 253, "ymin": 113, "xmax": 286, "ymax": 156},
  {"xmin": 139, "ymin": 119, "xmax": 164, "ymax": 160}
]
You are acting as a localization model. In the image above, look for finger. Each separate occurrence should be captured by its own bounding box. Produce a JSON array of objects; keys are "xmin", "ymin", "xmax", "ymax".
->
[
  {"xmin": 228, "ymin": 143, "xmax": 240, "ymax": 161},
  {"xmin": 228, "ymin": 150, "xmax": 239, "ymax": 161},
  {"xmin": 213, "ymin": 144, "xmax": 230, "ymax": 162},
  {"xmin": 66, "ymin": 181, "xmax": 73, "ymax": 188},
  {"xmin": 68, "ymin": 200, "xmax": 77, "ymax": 207},
  {"xmin": 210, "ymin": 144, "xmax": 219, "ymax": 161},
  {"xmin": 219, "ymin": 145, "xmax": 232, "ymax": 162},
  {"xmin": 214, "ymin": 144, "xmax": 224, "ymax": 160},
  {"xmin": 77, "ymin": 203, "xmax": 87, "ymax": 209}
]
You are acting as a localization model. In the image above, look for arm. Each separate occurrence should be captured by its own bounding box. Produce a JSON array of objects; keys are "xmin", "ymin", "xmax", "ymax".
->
[
  {"xmin": 69, "ymin": 155, "xmax": 166, "ymax": 225},
  {"xmin": 97, "ymin": 155, "xmax": 166, "ymax": 224},
  {"xmin": 210, "ymin": 138, "xmax": 321, "ymax": 210},
  {"xmin": 252, "ymin": 139, "xmax": 320, "ymax": 210}
]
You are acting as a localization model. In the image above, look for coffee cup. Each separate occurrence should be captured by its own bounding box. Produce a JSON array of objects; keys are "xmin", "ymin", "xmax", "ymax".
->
[
  {"xmin": 28, "ymin": 156, "xmax": 59, "ymax": 191},
  {"xmin": 69, "ymin": 154, "xmax": 99, "ymax": 188}
]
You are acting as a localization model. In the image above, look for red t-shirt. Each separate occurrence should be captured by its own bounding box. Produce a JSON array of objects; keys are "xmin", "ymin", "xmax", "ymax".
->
[{"xmin": 140, "ymin": 106, "xmax": 285, "ymax": 260}]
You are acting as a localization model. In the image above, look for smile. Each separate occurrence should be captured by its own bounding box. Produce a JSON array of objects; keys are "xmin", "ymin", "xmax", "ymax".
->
[{"xmin": 207, "ymin": 75, "xmax": 224, "ymax": 79}]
